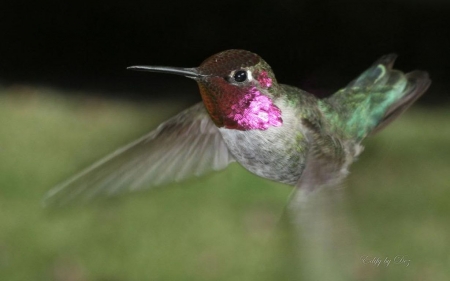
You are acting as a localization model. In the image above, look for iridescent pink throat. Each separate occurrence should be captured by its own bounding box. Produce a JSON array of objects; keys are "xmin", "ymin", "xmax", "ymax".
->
[{"xmin": 224, "ymin": 87, "xmax": 282, "ymax": 131}]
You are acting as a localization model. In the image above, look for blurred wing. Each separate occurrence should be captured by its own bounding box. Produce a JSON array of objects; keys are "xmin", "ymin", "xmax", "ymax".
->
[
  {"xmin": 284, "ymin": 124, "xmax": 360, "ymax": 279},
  {"xmin": 287, "ymin": 186, "xmax": 359, "ymax": 280},
  {"xmin": 295, "ymin": 150, "xmax": 345, "ymax": 193},
  {"xmin": 43, "ymin": 102, "xmax": 235, "ymax": 206}
]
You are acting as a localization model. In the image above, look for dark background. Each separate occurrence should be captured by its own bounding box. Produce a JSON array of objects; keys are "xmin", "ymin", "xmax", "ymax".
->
[{"xmin": 1, "ymin": 0, "xmax": 449, "ymax": 103}]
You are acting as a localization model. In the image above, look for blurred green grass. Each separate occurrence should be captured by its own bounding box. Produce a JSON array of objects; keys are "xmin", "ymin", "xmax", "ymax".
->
[{"xmin": 1, "ymin": 86, "xmax": 449, "ymax": 281}]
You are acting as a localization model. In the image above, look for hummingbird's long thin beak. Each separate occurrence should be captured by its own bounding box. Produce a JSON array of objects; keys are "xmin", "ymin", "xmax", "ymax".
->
[{"xmin": 126, "ymin": 66, "xmax": 205, "ymax": 79}]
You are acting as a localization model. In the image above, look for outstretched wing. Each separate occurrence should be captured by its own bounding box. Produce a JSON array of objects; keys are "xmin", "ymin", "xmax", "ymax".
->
[{"xmin": 43, "ymin": 102, "xmax": 234, "ymax": 206}]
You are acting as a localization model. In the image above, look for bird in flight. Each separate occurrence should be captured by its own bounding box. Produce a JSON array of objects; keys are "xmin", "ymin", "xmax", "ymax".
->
[{"xmin": 43, "ymin": 49, "xmax": 430, "ymax": 206}]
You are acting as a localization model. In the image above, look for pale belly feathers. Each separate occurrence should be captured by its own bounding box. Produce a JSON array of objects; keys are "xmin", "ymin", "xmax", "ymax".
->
[{"xmin": 218, "ymin": 105, "xmax": 307, "ymax": 185}]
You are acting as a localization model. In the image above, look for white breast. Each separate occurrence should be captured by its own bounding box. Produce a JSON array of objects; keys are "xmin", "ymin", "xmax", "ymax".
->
[{"xmin": 218, "ymin": 102, "xmax": 307, "ymax": 185}]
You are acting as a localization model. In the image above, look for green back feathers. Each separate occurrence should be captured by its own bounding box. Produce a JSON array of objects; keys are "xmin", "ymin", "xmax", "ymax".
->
[{"xmin": 324, "ymin": 54, "xmax": 431, "ymax": 141}]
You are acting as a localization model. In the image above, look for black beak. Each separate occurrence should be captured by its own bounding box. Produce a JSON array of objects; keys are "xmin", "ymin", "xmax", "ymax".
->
[{"xmin": 126, "ymin": 66, "xmax": 205, "ymax": 79}]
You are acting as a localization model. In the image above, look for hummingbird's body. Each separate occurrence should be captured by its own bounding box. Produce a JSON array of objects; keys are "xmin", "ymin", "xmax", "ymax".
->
[
  {"xmin": 219, "ymin": 83, "xmax": 362, "ymax": 188},
  {"xmin": 44, "ymin": 50, "xmax": 430, "ymax": 205},
  {"xmin": 218, "ymin": 85, "xmax": 324, "ymax": 185}
]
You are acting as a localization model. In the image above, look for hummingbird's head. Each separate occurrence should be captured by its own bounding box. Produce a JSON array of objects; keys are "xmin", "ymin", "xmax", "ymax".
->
[{"xmin": 128, "ymin": 49, "xmax": 283, "ymax": 131}]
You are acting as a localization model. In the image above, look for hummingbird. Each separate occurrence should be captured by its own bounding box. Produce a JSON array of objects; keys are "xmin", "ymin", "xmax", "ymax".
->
[{"xmin": 43, "ymin": 49, "xmax": 431, "ymax": 205}]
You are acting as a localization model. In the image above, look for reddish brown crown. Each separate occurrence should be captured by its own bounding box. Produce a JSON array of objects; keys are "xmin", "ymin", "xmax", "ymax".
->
[{"xmin": 198, "ymin": 49, "xmax": 261, "ymax": 77}]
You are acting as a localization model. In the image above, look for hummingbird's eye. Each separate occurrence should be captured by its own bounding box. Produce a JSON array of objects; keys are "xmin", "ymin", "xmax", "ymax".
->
[{"xmin": 233, "ymin": 70, "xmax": 247, "ymax": 83}]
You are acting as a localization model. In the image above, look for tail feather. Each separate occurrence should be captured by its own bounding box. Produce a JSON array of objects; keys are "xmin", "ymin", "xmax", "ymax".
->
[
  {"xmin": 348, "ymin": 54, "xmax": 399, "ymax": 89},
  {"xmin": 327, "ymin": 54, "xmax": 431, "ymax": 141},
  {"xmin": 369, "ymin": 70, "xmax": 430, "ymax": 136}
]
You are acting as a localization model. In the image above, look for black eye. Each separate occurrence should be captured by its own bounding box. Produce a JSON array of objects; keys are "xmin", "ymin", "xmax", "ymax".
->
[{"xmin": 233, "ymin": 70, "xmax": 247, "ymax": 82}]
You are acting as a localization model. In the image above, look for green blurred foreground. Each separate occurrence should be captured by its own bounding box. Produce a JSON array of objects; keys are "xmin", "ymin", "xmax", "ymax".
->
[{"xmin": 1, "ymin": 87, "xmax": 449, "ymax": 281}]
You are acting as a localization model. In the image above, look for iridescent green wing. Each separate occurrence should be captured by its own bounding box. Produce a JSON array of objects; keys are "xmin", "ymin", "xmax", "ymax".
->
[
  {"xmin": 325, "ymin": 54, "xmax": 431, "ymax": 141},
  {"xmin": 43, "ymin": 102, "xmax": 234, "ymax": 206}
]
